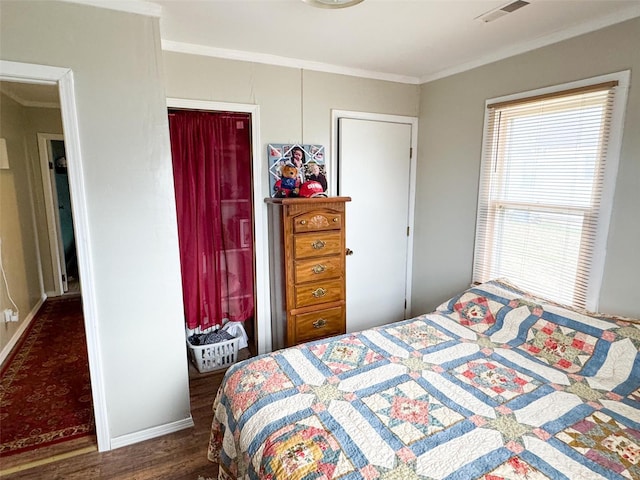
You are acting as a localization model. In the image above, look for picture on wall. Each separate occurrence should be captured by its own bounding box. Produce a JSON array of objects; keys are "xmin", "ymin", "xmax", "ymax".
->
[{"xmin": 267, "ymin": 144, "xmax": 327, "ymax": 198}]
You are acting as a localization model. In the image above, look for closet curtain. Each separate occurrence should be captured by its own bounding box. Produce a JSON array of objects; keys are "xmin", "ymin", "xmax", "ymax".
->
[{"xmin": 169, "ymin": 110, "xmax": 254, "ymax": 330}]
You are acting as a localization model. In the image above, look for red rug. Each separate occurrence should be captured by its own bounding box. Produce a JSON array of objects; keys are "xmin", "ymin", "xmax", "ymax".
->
[{"xmin": 0, "ymin": 297, "xmax": 94, "ymax": 457}]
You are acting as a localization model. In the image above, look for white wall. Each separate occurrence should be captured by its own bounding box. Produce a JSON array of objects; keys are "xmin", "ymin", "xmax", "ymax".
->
[
  {"xmin": 413, "ymin": 17, "xmax": 640, "ymax": 318},
  {"xmin": 0, "ymin": 1, "xmax": 190, "ymax": 444}
]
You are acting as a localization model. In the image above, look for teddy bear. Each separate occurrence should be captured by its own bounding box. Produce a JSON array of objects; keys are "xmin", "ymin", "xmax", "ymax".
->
[{"xmin": 273, "ymin": 163, "xmax": 301, "ymax": 198}]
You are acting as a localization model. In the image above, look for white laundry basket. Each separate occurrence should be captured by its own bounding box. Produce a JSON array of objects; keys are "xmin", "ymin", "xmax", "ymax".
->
[{"xmin": 187, "ymin": 335, "xmax": 240, "ymax": 373}]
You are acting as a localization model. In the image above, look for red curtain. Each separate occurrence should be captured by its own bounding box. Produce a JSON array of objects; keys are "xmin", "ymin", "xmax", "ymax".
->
[{"xmin": 169, "ymin": 110, "xmax": 254, "ymax": 330}]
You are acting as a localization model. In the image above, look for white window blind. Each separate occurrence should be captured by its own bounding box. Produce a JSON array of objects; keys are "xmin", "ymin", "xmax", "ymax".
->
[{"xmin": 473, "ymin": 79, "xmax": 622, "ymax": 309}]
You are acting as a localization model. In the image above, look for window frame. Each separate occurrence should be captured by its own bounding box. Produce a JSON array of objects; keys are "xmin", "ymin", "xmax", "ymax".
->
[{"xmin": 473, "ymin": 71, "xmax": 630, "ymax": 311}]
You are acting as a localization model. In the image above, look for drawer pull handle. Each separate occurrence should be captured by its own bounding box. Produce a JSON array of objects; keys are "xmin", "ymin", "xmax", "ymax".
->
[
  {"xmin": 312, "ymin": 264, "xmax": 326, "ymax": 274},
  {"xmin": 312, "ymin": 240, "xmax": 326, "ymax": 250},
  {"xmin": 313, "ymin": 318, "xmax": 327, "ymax": 329},
  {"xmin": 300, "ymin": 220, "xmax": 307, "ymax": 225},
  {"xmin": 333, "ymin": 217, "xmax": 339, "ymax": 223},
  {"xmin": 312, "ymin": 287, "xmax": 327, "ymax": 298}
]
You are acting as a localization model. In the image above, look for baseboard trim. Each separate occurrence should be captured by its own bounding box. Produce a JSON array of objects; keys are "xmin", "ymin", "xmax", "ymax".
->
[
  {"xmin": 109, "ymin": 416, "xmax": 195, "ymax": 450},
  {"xmin": 0, "ymin": 294, "xmax": 46, "ymax": 365}
]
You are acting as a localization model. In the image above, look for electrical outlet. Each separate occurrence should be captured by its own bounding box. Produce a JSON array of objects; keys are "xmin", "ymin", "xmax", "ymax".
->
[
  {"xmin": 3, "ymin": 309, "xmax": 12, "ymax": 323},
  {"xmin": 10, "ymin": 311, "xmax": 18, "ymax": 322}
]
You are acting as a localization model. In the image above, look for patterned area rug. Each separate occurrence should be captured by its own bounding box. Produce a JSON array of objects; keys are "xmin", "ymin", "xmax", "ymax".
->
[{"xmin": 0, "ymin": 297, "xmax": 94, "ymax": 457}]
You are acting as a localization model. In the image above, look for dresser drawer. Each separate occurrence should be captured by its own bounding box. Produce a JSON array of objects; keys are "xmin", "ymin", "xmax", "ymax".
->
[
  {"xmin": 294, "ymin": 255, "xmax": 343, "ymax": 284},
  {"xmin": 294, "ymin": 306, "xmax": 345, "ymax": 343},
  {"xmin": 293, "ymin": 211, "xmax": 342, "ymax": 233},
  {"xmin": 294, "ymin": 278, "xmax": 343, "ymax": 308},
  {"xmin": 294, "ymin": 231, "xmax": 342, "ymax": 259}
]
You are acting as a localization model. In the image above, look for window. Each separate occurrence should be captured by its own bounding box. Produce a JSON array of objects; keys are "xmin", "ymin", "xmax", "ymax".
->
[{"xmin": 473, "ymin": 73, "xmax": 629, "ymax": 310}]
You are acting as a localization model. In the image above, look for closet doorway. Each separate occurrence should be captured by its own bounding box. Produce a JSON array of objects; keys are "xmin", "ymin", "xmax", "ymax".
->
[{"xmin": 166, "ymin": 99, "xmax": 270, "ymax": 356}]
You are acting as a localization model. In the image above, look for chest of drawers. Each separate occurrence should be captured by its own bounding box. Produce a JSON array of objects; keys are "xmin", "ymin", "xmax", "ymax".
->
[{"xmin": 265, "ymin": 197, "xmax": 351, "ymax": 349}]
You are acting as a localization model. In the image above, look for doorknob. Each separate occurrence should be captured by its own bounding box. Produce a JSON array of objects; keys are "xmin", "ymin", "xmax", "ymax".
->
[{"xmin": 346, "ymin": 248, "xmax": 353, "ymax": 256}]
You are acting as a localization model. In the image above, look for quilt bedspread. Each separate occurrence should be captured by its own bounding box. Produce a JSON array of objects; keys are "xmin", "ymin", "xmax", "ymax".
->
[{"xmin": 208, "ymin": 280, "xmax": 640, "ymax": 479}]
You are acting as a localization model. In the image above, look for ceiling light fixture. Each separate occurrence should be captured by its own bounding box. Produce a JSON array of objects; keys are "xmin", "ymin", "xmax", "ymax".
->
[{"xmin": 303, "ymin": 0, "xmax": 364, "ymax": 9}]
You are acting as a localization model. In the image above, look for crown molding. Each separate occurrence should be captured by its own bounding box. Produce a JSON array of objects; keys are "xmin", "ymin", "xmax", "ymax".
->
[
  {"xmin": 420, "ymin": 3, "xmax": 640, "ymax": 83},
  {"xmin": 0, "ymin": 86, "xmax": 60, "ymax": 109},
  {"xmin": 60, "ymin": 0, "xmax": 162, "ymax": 17},
  {"xmin": 162, "ymin": 40, "xmax": 421, "ymax": 85}
]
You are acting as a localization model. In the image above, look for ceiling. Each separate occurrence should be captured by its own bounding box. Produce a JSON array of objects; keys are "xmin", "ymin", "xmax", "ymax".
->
[{"xmin": 153, "ymin": 0, "xmax": 640, "ymax": 84}]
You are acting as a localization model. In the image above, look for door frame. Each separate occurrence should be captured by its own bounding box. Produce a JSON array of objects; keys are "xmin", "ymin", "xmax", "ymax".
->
[
  {"xmin": 1, "ymin": 60, "xmax": 110, "ymax": 451},
  {"xmin": 37, "ymin": 133, "xmax": 68, "ymax": 296},
  {"xmin": 330, "ymin": 110, "xmax": 418, "ymax": 316},
  {"xmin": 166, "ymin": 98, "xmax": 272, "ymax": 354}
]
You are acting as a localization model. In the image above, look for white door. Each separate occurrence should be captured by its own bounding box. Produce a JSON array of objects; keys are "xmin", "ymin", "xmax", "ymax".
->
[{"xmin": 338, "ymin": 117, "xmax": 414, "ymax": 332}]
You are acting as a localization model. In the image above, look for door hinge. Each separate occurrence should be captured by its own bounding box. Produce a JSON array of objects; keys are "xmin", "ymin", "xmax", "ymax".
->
[
  {"xmin": 62, "ymin": 274, "xmax": 66, "ymax": 282},
  {"xmin": 409, "ymin": 147, "xmax": 413, "ymax": 158},
  {"xmin": 407, "ymin": 226, "xmax": 410, "ymax": 236},
  {"xmin": 49, "ymin": 161, "xmax": 54, "ymax": 170},
  {"xmin": 404, "ymin": 299, "xmax": 407, "ymax": 309}
]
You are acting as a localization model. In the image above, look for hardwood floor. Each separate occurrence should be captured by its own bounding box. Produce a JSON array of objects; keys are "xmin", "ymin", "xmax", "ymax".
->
[{"xmin": 0, "ymin": 349, "xmax": 252, "ymax": 480}]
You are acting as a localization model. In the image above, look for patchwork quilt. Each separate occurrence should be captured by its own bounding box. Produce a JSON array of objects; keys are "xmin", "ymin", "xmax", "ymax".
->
[{"xmin": 208, "ymin": 280, "xmax": 640, "ymax": 479}]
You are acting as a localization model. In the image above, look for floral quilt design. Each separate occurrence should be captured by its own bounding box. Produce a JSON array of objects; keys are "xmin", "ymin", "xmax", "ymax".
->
[
  {"xmin": 519, "ymin": 318, "xmax": 598, "ymax": 373},
  {"xmin": 452, "ymin": 359, "xmax": 541, "ymax": 403},
  {"xmin": 453, "ymin": 296, "xmax": 499, "ymax": 333}
]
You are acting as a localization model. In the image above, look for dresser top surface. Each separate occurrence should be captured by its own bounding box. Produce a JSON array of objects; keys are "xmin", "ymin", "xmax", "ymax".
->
[{"xmin": 264, "ymin": 196, "xmax": 351, "ymax": 205}]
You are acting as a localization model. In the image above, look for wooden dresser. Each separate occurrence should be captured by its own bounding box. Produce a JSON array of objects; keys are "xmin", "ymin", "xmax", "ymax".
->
[{"xmin": 266, "ymin": 197, "xmax": 351, "ymax": 349}]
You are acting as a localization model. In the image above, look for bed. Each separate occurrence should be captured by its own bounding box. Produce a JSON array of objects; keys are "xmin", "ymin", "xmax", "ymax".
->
[{"xmin": 208, "ymin": 279, "xmax": 640, "ymax": 479}]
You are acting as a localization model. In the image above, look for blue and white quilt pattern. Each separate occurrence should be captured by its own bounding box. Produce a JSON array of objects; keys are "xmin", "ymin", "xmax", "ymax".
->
[{"xmin": 209, "ymin": 280, "xmax": 640, "ymax": 480}]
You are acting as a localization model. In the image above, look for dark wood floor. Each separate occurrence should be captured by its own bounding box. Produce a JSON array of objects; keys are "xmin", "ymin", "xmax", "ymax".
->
[{"xmin": 0, "ymin": 350, "xmax": 252, "ymax": 479}]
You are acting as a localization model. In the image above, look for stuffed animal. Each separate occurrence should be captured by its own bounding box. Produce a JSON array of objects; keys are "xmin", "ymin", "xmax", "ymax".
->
[{"xmin": 273, "ymin": 164, "xmax": 301, "ymax": 197}]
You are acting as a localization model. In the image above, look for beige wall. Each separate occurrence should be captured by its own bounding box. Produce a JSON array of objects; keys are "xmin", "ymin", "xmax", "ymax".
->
[
  {"xmin": 0, "ymin": 90, "xmax": 64, "ymax": 354},
  {"xmin": 0, "ymin": 1, "xmax": 190, "ymax": 444},
  {"xmin": 0, "ymin": 92, "xmax": 43, "ymax": 352},
  {"xmin": 413, "ymin": 17, "xmax": 640, "ymax": 318}
]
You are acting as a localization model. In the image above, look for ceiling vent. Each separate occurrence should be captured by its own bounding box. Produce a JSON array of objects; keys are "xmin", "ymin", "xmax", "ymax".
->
[{"xmin": 476, "ymin": 0, "xmax": 530, "ymax": 23}]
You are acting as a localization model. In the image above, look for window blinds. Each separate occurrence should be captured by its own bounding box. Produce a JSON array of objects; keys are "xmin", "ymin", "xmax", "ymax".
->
[{"xmin": 473, "ymin": 81, "xmax": 618, "ymax": 308}]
